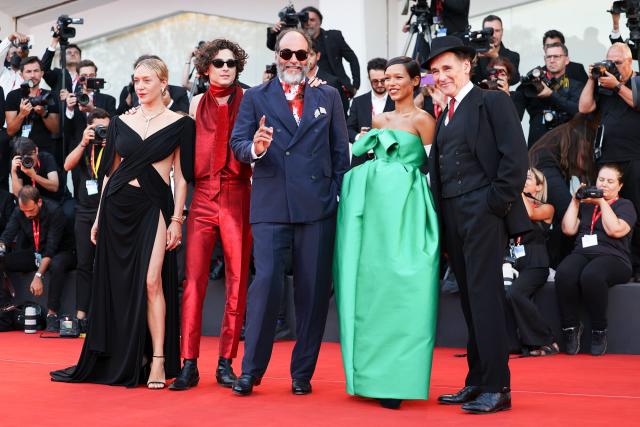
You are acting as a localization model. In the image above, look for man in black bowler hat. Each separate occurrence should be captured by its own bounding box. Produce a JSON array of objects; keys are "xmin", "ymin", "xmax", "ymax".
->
[{"xmin": 424, "ymin": 36, "xmax": 530, "ymax": 414}]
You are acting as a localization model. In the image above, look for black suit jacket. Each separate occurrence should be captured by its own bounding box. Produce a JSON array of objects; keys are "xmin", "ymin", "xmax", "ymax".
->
[
  {"xmin": 346, "ymin": 91, "xmax": 394, "ymax": 142},
  {"xmin": 566, "ymin": 61, "xmax": 588, "ymax": 83},
  {"xmin": 116, "ymin": 84, "xmax": 189, "ymax": 115},
  {"xmin": 316, "ymin": 29, "xmax": 361, "ymax": 91},
  {"xmin": 41, "ymin": 48, "xmax": 73, "ymax": 93},
  {"xmin": 428, "ymin": 86, "xmax": 531, "ymax": 237},
  {"xmin": 438, "ymin": 0, "xmax": 470, "ymax": 35}
]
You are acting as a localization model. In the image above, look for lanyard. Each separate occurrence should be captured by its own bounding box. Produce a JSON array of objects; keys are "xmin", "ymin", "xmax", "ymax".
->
[
  {"xmin": 32, "ymin": 219, "xmax": 40, "ymax": 253},
  {"xmin": 590, "ymin": 197, "xmax": 618, "ymax": 234},
  {"xmin": 29, "ymin": 159, "xmax": 40, "ymax": 187},
  {"xmin": 90, "ymin": 145, "xmax": 104, "ymax": 179}
]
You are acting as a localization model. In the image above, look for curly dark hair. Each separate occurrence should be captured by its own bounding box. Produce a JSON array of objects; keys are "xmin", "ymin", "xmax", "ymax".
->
[{"xmin": 194, "ymin": 39, "xmax": 248, "ymax": 81}]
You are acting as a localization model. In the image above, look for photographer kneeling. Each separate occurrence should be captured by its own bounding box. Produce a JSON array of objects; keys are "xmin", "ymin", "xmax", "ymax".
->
[
  {"xmin": 63, "ymin": 109, "xmax": 109, "ymax": 331},
  {"xmin": 0, "ymin": 185, "xmax": 75, "ymax": 332},
  {"xmin": 556, "ymin": 164, "xmax": 637, "ymax": 356},
  {"xmin": 11, "ymin": 137, "xmax": 64, "ymax": 203}
]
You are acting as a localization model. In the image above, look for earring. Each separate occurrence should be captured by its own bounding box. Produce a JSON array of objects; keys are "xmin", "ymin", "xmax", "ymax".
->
[{"xmin": 161, "ymin": 87, "xmax": 167, "ymax": 96}]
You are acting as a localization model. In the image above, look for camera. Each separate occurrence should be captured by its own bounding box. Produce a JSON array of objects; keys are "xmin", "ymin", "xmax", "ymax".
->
[
  {"xmin": 51, "ymin": 15, "xmax": 83, "ymax": 41},
  {"xmin": 9, "ymin": 52, "xmax": 22, "ymax": 69},
  {"xmin": 78, "ymin": 76, "xmax": 106, "ymax": 90},
  {"xmin": 464, "ymin": 27, "xmax": 494, "ymax": 53},
  {"xmin": 20, "ymin": 155, "xmax": 36, "ymax": 169},
  {"xmin": 12, "ymin": 39, "xmax": 31, "ymax": 51},
  {"xmin": 92, "ymin": 125, "xmax": 108, "ymax": 145},
  {"xmin": 576, "ymin": 186, "xmax": 604, "ymax": 199},
  {"xmin": 542, "ymin": 109, "xmax": 569, "ymax": 130},
  {"xmin": 480, "ymin": 68, "xmax": 504, "ymax": 91},
  {"xmin": 278, "ymin": 3, "xmax": 309, "ymax": 28},
  {"xmin": 20, "ymin": 81, "xmax": 53, "ymax": 107},
  {"xmin": 591, "ymin": 60, "xmax": 621, "ymax": 80},
  {"xmin": 266, "ymin": 63, "xmax": 277, "ymax": 76},
  {"xmin": 519, "ymin": 66, "xmax": 559, "ymax": 98}
]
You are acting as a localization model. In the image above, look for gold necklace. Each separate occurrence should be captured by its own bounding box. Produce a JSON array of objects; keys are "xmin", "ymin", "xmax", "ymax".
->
[{"xmin": 140, "ymin": 107, "xmax": 166, "ymax": 139}]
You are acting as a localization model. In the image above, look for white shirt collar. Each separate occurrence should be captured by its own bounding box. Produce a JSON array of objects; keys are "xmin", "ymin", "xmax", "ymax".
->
[{"xmin": 449, "ymin": 80, "xmax": 474, "ymax": 109}]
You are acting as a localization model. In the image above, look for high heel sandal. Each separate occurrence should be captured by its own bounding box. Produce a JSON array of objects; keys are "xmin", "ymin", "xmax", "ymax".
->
[{"xmin": 147, "ymin": 355, "xmax": 166, "ymax": 390}]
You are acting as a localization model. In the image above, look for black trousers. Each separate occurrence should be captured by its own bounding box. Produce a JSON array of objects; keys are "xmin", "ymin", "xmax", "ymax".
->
[
  {"xmin": 242, "ymin": 217, "xmax": 335, "ymax": 381},
  {"xmin": 442, "ymin": 186, "xmax": 510, "ymax": 392},
  {"xmin": 2, "ymin": 249, "xmax": 76, "ymax": 312},
  {"xmin": 74, "ymin": 209, "xmax": 97, "ymax": 313},
  {"xmin": 505, "ymin": 267, "xmax": 554, "ymax": 348},
  {"xmin": 538, "ymin": 165, "xmax": 574, "ymax": 268},
  {"xmin": 617, "ymin": 160, "xmax": 640, "ymax": 273},
  {"xmin": 555, "ymin": 253, "xmax": 631, "ymax": 330}
]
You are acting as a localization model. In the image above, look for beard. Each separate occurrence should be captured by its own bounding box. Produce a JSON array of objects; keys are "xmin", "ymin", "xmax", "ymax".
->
[{"xmin": 277, "ymin": 62, "xmax": 309, "ymax": 85}]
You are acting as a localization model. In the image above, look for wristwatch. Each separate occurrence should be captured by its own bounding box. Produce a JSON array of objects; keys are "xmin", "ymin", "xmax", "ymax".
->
[
  {"xmin": 614, "ymin": 82, "xmax": 624, "ymax": 93},
  {"xmin": 35, "ymin": 272, "xmax": 43, "ymax": 278}
]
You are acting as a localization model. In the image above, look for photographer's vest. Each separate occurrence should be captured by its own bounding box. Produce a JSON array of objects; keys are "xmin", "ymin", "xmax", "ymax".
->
[{"xmin": 437, "ymin": 99, "xmax": 490, "ymax": 198}]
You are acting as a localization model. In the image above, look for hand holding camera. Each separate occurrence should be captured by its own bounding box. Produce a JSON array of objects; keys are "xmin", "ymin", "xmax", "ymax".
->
[
  {"xmin": 574, "ymin": 184, "xmax": 604, "ymax": 205},
  {"xmin": 81, "ymin": 124, "xmax": 107, "ymax": 147},
  {"xmin": 66, "ymin": 93, "xmax": 78, "ymax": 110},
  {"xmin": 18, "ymin": 98, "xmax": 34, "ymax": 118}
]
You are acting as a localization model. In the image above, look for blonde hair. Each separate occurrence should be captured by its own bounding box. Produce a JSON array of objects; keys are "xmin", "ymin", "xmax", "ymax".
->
[
  {"xmin": 529, "ymin": 167, "xmax": 548, "ymax": 203},
  {"xmin": 134, "ymin": 58, "xmax": 168, "ymax": 82}
]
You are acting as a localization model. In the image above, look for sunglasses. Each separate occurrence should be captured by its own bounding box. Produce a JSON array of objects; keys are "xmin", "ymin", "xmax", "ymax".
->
[
  {"xmin": 211, "ymin": 59, "xmax": 238, "ymax": 69},
  {"xmin": 279, "ymin": 49, "xmax": 308, "ymax": 61}
]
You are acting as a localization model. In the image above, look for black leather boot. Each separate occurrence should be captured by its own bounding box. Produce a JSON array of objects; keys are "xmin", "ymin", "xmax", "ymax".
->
[
  {"xmin": 168, "ymin": 359, "xmax": 200, "ymax": 391},
  {"xmin": 216, "ymin": 357, "xmax": 237, "ymax": 388}
]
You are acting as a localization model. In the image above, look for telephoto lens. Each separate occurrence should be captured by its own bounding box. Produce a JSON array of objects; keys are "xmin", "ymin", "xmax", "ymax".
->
[{"xmin": 24, "ymin": 306, "xmax": 37, "ymax": 334}]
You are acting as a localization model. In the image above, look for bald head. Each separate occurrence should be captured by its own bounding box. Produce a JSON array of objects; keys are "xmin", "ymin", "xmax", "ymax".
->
[{"xmin": 607, "ymin": 42, "xmax": 634, "ymax": 81}]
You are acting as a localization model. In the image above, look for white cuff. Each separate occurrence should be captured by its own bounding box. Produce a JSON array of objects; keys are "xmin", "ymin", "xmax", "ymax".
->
[
  {"xmin": 65, "ymin": 108, "xmax": 75, "ymax": 120},
  {"xmin": 251, "ymin": 144, "xmax": 266, "ymax": 160},
  {"xmin": 611, "ymin": 30, "xmax": 621, "ymax": 40},
  {"xmin": 48, "ymin": 46, "xmax": 56, "ymax": 52},
  {"xmin": 354, "ymin": 133, "xmax": 362, "ymax": 141}
]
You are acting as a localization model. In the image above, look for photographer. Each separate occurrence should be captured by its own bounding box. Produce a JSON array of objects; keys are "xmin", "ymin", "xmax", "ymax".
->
[
  {"xmin": 515, "ymin": 43, "xmax": 584, "ymax": 147},
  {"xmin": 347, "ymin": 57, "xmax": 394, "ymax": 167},
  {"xmin": 267, "ymin": 6, "xmax": 360, "ymax": 106},
  {"xmin": 41, "ymin": 24, "xmax": 82, "ymax": 94},
  {"xmin": 63, "ymin": 109, "xmax": 109, "ymax": 331},
  {"xmin": 506, "ymin": 168, "xmax": 558, "ymax": 357},
  {"xmin": 0, "ymin": 185, "xmax": 75, "ymax": 332},
  {"xmin": 0, "ymin": 31, "xmax": 29, "ymax": 96},
  {"xmin": 117, "ymin": 54, "xmax": 189, "ymax": 114},
  {"xmin": 481, "ymin": 57, "xmax": 526, "ymax": 119},
  {"xmin": 64, "ymin": 60, "xmax": 116, "ymax": 143},
  {"xmin": 543, "ymin": 30, "xmax": 588, "ymax": 83},
  {"xmin": 474, "ymin": 15, "xmax": 520, "ymax": 85},
  {"xmin": 557, "ymin": 164, "xmax": 636, "ymax": 356},
  {"xmin": 579, "ymin": 42, "xmax": 640, "ymax": 281},
  {"xmin": 5, "ymin": 57, "xmax": 60, "ymax": 154},
  {"xmin": 10, "ymin": 137, "xmax": 63, "ymax": 204}
]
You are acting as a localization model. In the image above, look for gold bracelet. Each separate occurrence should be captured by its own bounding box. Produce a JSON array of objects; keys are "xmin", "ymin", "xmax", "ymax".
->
[{"xmin": 170, "ymin": 215, "xmax": 184, "ymax": 225}]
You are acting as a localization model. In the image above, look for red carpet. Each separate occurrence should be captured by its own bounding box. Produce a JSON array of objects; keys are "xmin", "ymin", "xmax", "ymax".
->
[{"xmin": 1, "ymin": 332, "xmax": 638, "ymax": 426}]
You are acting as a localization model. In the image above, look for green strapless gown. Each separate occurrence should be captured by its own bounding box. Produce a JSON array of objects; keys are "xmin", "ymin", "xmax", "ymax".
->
[{"xmin": 333, "ymin": 128, "xmax": 440, "ymax": 400}]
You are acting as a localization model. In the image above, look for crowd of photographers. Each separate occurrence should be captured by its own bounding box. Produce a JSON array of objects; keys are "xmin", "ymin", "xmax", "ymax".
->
[{"xmin": 0, "ymin": 1, "xmax": 639, "ymax": 354}]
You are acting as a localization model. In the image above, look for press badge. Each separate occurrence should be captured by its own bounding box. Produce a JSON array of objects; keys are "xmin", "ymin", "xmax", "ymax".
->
[
  {"xmin": 34, "ymin": 252, "xmax": 42, "ymax": 268},
  {"xmin": 513, "ymin": 245, "xmax": 526, "ymax": 259},
  {"xmin": 582, "ymin": 234, "xmax": 598, "ymax": 248},
  {"xmin": 21, "ymin": 124, "xmax": 32, "ymax": 138},
  {"xmin": 86, "ymin": 179, "xmax": 99, "ymax": 196}
]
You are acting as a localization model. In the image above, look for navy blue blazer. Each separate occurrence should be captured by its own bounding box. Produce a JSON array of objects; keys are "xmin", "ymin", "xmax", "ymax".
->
[{"xmin": 230, "ymin": 79, "xmax": 350, "ymax": 224}]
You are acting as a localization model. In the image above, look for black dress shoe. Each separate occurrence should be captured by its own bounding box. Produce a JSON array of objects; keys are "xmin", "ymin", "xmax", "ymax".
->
[
  {"xmin": 292, "ymin": 379, "xmax": 312, "ymax": 395},
  {"xmin": 591, "ymin": 329, "xmax": 608, "ymax": 356},
  {"xmin": 461, "ymin": 391, "xmax": 511, "ymax": 414},
  {"xmin": 379, "ymin": 398, "xmax": 402, "ymax": 409},
  {"xmin": 232, "ymin": 374, "xmax": 261, "ymax": 396},
  {"xmin": 169, "ymin": 359, "xmax": 200, "ymax": 391},
  {"xmin": 45, "ymin": 314, "xmax": 59, "ymax": 333},
  {"xmin": 216, "ymin": 357, "xmax": 237, "ymax": 388},
  {"xmin": 562, "ymin": 323, "xmax": 583, "ymax": 355},
  {"xmin": 438, "ymin": 386, "xmax": 482, "ymax": 405}
]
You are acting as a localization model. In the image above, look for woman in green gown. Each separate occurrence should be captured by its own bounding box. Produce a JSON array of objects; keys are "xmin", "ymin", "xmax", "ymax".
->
[{"xmin": 333, "ymin": 57, "xmax": 440, "ymax": 409}]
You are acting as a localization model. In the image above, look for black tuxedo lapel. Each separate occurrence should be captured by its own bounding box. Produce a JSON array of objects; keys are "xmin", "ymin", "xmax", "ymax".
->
[{"xmin": 265, "ymin": 79, "xmax": 298, "ymax": 136}]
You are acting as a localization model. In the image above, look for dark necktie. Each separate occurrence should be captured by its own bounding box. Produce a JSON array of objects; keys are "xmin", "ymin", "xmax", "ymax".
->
[{"xmin": 447, "ymin": 97, "xmax": 456, "ymax": 121}]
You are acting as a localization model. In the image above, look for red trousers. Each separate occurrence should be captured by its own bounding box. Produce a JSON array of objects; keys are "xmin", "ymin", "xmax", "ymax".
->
[{"xmin": 181, "ymin": 179, "xmax": 252, "ymax": 359}]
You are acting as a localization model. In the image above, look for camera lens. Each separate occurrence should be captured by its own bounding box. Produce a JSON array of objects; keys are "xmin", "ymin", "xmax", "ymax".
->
[
  {"xmin": 78, "ymin": 93, "xmax": 90, "ymax": 106},
  {"xmin": 21, "ymin": 156, "xmax": 35, "ymax": 169}
]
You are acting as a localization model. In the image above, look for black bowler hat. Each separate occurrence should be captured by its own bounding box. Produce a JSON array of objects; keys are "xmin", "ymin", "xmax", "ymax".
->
[{"xmin": 421, "ymin": 36, "xmax": 476, "ymax": 69}]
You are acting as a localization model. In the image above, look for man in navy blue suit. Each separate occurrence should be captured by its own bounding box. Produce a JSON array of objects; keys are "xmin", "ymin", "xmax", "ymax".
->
[{"xmin": 230, "ymin": 28, "xmax": 349, "ymax": 396}]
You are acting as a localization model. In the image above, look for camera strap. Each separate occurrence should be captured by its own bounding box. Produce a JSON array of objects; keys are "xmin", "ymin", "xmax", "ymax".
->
[
  {"xmin": 32, "ymin": 219, "xmax": 40, "ymax": 253},
  {"xmin": 590, "ymin": 196, "xmax": 618, "ymax": 234},
  {"xmin": 90, "ymin": 145, "xmax": 104, "ymax": 179}
]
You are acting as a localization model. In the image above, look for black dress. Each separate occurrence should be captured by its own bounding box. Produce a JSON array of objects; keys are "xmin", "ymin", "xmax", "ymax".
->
[{"xmin": 51, "ymin": 115, "xmax": 195, "ymax": 387}]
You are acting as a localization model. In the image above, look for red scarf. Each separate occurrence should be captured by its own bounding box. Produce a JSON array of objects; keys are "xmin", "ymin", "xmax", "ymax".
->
[
  {"xmin": 281, "ymin": 81, "xmax": 305, "ymax": 124},
  {"xmin": 195, "ymin": 83, "xmax": 243, "ymax": 175}
]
